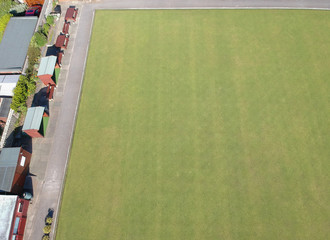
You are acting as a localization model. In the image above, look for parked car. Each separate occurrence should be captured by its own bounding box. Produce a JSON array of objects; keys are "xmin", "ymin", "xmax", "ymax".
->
[{"xmin": 25, "ymin": 5, "xmax": 42, "ymax": 16}]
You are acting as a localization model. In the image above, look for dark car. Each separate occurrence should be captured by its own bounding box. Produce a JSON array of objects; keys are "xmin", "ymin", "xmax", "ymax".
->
[{"xmin": 25, "ymin": 5, "xmax": 42, "ymax": 17}]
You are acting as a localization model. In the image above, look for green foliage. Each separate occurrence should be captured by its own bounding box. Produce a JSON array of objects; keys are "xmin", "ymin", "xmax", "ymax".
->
[
  {"xmin": 43, "ymin": 225, "xmax": 51, "ymax": 234},
  {"xmin": 46, "ymin": 217, "xmax": 53, "ymax": 225},
  {"xmin": 26, "ymin": 77, "xmax": 37, "ymax": 96},
  {"xmin": 43, "ymin": 23, "xmax": 50, "ymax": 36},
  {"xmin": 27, "ymin": 45, "xmax": 41, "ymax": 76},
  {"xmin": 10, "ymin": 74, "xmax": 37, "ymax": 112},
  {"xmin": 11, "ymin": 76, "xmax": 28, "ymax": 113},
  {"xmin": 0, "ymin": 0, "xmax": 13, "ymax": 18},
  {"xmin": 31, "ymin": 31, "xmax": 47, "ymax": 48},
  {"xmin": 9, "ymin": 4, "xmax": 27, "ymax": 16},
  {"xmin": 42, "ymin": 235, "xmax": 50, "ymax": 240},
  {"xmin": 46, "ymin": 15, "xmax": 55, "ymax": 26},
  {"xmin": 0, "ymin": 13, "xmax": 12, "ymax": 37}
]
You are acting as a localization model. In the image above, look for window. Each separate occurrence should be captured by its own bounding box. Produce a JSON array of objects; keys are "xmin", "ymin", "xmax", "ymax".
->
[
  {"xmin": 13, "ymin": 217, "xmax": 20, "ymax": 234},
  {"xmin": 20, "ymin": 156, "xmax": 26, "ymax": 167},
  {"xmin": 18, "ymin": 202, "xmax": 23, "ymax": 212}
]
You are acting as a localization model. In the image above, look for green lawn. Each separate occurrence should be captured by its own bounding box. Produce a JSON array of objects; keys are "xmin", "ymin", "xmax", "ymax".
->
[{"xmin": 56, "ymin": 10, "xmax": 330, "ymax": 240}]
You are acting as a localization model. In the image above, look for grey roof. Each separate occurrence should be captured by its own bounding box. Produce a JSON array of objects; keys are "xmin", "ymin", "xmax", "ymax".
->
[
  {"xmin": 0, "ymin": 148, "xmax": 20, "ymax": 192},
  {"xmin": 0, "ymin": 75, "xmax": 20, "ymax": 84},
  {"xmin": 37, "ymin": 56, "xmax": 57, "ymax": 76},
  {"xmin": 22, "ymin": 106, "xmax": 45, "ymax": 131},
  {"xmin": 0, "ymin": 17, "xmax": 38, "ymax": 73},
  {"xmin": 0, "ymin": 195, "xmax": 17, "ymax": 240},
  {"xmin": 0, "ymin": 75, "xmax": 19, "ymax": 97},
  {"xmin": 0, "ymin": 98, "xmax": 12, "ymax": 118}
]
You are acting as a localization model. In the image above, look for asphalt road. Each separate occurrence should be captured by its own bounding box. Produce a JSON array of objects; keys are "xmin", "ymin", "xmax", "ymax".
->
[{"xmin": 23, "ymin": 1, "xmax": 330, "ymax": 240}]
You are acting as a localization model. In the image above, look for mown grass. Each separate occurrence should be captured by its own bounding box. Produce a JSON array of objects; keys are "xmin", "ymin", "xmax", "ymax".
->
[{"xmin": 56, "ymin": 10, "xmax": 330, "ymax": 240}]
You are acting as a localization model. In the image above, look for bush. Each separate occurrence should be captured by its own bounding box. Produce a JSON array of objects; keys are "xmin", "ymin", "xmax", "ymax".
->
[
  {"xmin": 46, "ymin": 217, "xmax": 53, "ymax": 224},
  {"xmin": 26, "ymin": 77, "xmax": 37, "ymax": 96},
  {"xmin": 42, "ymin": 235, "xmax": 50, "ymax": 240},
  {"xmin": 0, "ymin": 0, "xmax": 13, "ymax": 18},
  {"xmin": 43, "ymin": 23, "xmax": 50, "ymax": 36},
  {"xmin": 11, "ymin": 76, "xmax": 28, "ymax": 113},
  {"xmin": 43, "ymin": 225, "xmax": 51, "ymax": 234},
  {"xmin": 31, "ymin": 31, "xmax": 47, "ymax": 47},
  {"xmin": 27, "ymin": 45, "xmax": 40, "ymax": 76},
  {"xmin": 0, "ymin": 13, "xmax": 12, "ymax": 36},
  {"xmin": 9, "ymin": 4, "xmax": 27, "ymax": 16},
  {"xmin": 46, "ymin": 15, "xmax": 55, "ymax": 26}
]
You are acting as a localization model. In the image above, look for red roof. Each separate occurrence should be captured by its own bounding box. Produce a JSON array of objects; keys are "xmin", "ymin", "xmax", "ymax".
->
[
  {"xmin": 62, "ymin": 21, "xmax": 70, "ymax": 34},
  {"xmin": 55, "ymin": 35, "xmax": 69, "ymax": 49},
  {"xmin": 65, "ymin": 7, "xmax": 78, "ymax": 22}
]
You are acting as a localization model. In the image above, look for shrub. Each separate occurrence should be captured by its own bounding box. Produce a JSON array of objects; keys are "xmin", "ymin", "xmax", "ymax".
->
[
  {"xmin": 46, "ymin": 217, "xmax": 53, "ymax": 224},
  {"xmin": 11, "ymin": 76, "xmax": 28, "ymax": 113},
  {"xmin": 0, "ymin": 0, "xmax": 13, "ymax": 18},
  {"xmin": 42, "ymin": 235, "xmax": 50, "ymax": 240},
  {"xmin": 9, "ymin": 4, "xmax": 27, "ymax": 16},
  {"xmin": 31, "ymin": 31, "xmax": 47, "ymax": 47},
  {"xmin": 0, "ymin": 13, "xmax": 12, "ymax": 36},
  {"xmin": 43, "ymin": 225, "xmax": 51, "ymax": 234},
  {"xmin": 46, "ymin": 15, "xmax": 55, "ymax": 26},
  {"xmin": 26, "ymin": 77, "xmax": 37, "ymax": 96},
  {"xmin": 43, "ymin": 23, "xmax": 50, "ymax": 36},
  {"xmin": 27, "ymin": 45, "xmax": 40, "ymax": 67}
]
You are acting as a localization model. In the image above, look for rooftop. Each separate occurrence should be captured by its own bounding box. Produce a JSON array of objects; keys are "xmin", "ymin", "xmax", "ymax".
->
[
  {"xmin": 0, "ymin": 195, "xmax": 17, "ymax": 240},
  {"xmin": 0, "ymin": 75, "xmax": 20, "ymax": 97},
  {"xmin": 0, "ymin": 148, "xmax": 21, "ymax": 192},
  {"xmin": 37, "ymin": 56, "xmax": 57, "ymax": 76},
  {"xmin": 22, "ymin": 106, "xmax": 45, "ymax": 131},
  {"xmin": 0, "ymin": 17, "xmax": 38, "ymax": 73}
]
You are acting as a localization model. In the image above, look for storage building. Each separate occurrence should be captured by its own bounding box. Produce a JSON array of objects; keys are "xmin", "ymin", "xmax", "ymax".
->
[
  {"xmin": 22, "ymin": 106, "xmax": 49, "ymax": 138},
  {"xmin": 0, "ymin": 195, "xmax": 29, "ymax": 240},
  {"xmin": 37, "ymin": 56, "xmax": 58, "ymax": 86},
  {"xmin": 0, "ymin": 147, "xmax": 31, "ymax": 194}
]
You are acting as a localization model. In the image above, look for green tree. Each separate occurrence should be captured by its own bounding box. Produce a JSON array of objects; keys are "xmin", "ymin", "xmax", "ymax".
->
[
  {"xmin": 0, "ymin": 0, "xmax": 13, "ymax": 18},
  {"xmin": 43, "ymin": 225, "xmax": 51, "ymax": 234},
  {"xmin": 42, "ymin": 235, "xmax": 50, "ymax": 240},
  {"xmin": 10, "ymin": 76, "xmax": 28, "ymax": 113},
  {"xmin": 43, "ymin": 23, "xmax": 50, "ymax": 36},
  {"xmin": 31, "ymin": 31, "xmax": 47, "ymax": 47},
  {"xmin": 46, "ymin": 15, "xmax": 55, "ymax": 26},
  {"xmin": 0, "ymin": 13, "xmax": 12, "ymax": 38},
  {"xmin": 46, "ymin": 217, "xmax": 53, "ymax": 225}
]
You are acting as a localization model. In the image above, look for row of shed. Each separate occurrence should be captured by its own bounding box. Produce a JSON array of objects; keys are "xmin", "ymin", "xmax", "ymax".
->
[{"xmin": 0, "ymin": 6, "xmax": 79, "ymax": 240}]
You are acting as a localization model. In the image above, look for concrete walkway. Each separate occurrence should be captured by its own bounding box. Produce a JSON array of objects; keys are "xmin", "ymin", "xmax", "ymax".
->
[{"xmin": 23, "ymin": 1, "xmax": 330, "ymax": 240}]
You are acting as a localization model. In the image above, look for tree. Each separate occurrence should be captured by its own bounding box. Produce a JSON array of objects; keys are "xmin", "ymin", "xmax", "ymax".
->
[
  {"xmin": 46, "ymin": 15, "xmax": 55, "ymax": 26},
  {"xmin": 42, "ymin": 235, "xmax": 50, "ymax": 240},
  {"xmin": 11, "ymin": 76, "xmax": 28, "ymax": 113},
  {"xmin": 46, "ymin": 217, "xmax": 53, "ymax": 225},
  {"xmin": 31, "ymin": 31, "xmax": 47, "ymax": 47},
  {"xmin": 43, "ymin": 225, "xmax": 51, "ymax": 235}
]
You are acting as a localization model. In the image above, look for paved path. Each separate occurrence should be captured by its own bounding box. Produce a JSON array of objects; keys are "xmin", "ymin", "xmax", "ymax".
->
[{"xmin": 23, "ymin": 1, "xmax": 330, "ymax": 240}]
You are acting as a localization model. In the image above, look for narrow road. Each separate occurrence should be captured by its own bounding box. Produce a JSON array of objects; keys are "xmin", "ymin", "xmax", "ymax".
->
[{"xmin": 23, "ymin": 1, "xmax": 329, "ymax": 240}]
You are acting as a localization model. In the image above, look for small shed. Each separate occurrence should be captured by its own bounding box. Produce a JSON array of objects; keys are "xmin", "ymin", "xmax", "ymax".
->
[
  {"xmin": 37, "ymin": 56, "xmax": 57, "ymax": 86},
  {"xmin": 0, "ymin": 75, "xmax": 20, "ymax": 97},
  {"xmin": 65, "ymin": 7, "xmax": 78, "ymax": 22},
  {"xmin": 62, "ymin": 21, "xmax": 70, "ymax": 34},
  {"xmin": 22, "ymin": 107, "xmax": 49, "ymax": 138},
  {"xmin": 0, "ymin": 147, "xmax": 31, "ymax": 194},
  {"xmin": 0, "ymin": 195, "xmax": 29, "ymax": 240},
  {"xmin": 55, "ymin": 34, "xmax": 69, "ymax": 50}
]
